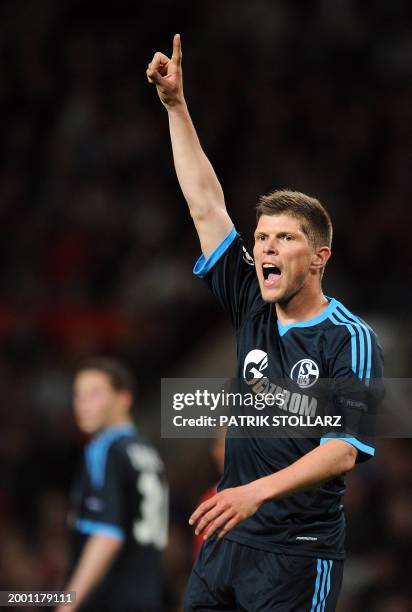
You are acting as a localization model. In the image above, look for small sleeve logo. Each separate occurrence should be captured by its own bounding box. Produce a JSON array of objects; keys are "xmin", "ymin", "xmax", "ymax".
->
[{"xmin": 242, "ymin": 246, "xmax": 255, "ymax": 266}]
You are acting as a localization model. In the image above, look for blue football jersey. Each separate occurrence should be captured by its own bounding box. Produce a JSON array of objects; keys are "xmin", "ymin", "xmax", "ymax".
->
[
  {"xmin": 194, "ymin": 228, "xmax": 384, "ymax": 560},
  {"xmin": 69, "ymin": 423, "xmax": 168, "ymax": 611}
]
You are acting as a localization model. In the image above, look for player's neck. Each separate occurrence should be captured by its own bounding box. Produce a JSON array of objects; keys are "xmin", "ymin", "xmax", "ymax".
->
[
  {"xmin": 102, "ymin": 416, "xmax": 133, "ymax": 431},
  {"xmin": 275, "ymin": 286, "xmax": 329, "ymax": 326}
]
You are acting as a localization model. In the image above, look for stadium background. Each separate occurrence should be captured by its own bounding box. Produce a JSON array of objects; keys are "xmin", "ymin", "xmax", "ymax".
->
[{"xmin": 0, "ymin": 0, "xmax": 411, "ymax": 610}]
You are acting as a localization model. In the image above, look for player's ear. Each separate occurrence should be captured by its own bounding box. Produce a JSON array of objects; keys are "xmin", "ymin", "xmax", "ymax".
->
[{"xmin": 311, "ymin": 246, "xmax": 331, "ymax": 271}]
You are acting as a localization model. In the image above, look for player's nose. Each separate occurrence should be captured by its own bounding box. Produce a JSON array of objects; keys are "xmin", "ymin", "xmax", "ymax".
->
[{"xmin": 262, "ymin": 238, "xmax": 278, "ymax": 255}]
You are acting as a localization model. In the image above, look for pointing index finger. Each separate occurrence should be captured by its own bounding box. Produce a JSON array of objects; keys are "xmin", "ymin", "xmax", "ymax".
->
[{"xmin": 171, "ymin": 33, "xmax": 182, "ymax": 65}]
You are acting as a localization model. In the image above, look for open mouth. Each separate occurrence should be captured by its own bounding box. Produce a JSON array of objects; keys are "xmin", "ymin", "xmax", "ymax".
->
[{"xmin": 262, "ymin": 263, "xmax": 282, "ymax": 288}]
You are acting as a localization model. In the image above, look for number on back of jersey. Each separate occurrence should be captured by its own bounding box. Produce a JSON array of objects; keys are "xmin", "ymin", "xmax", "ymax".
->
[{"xmin": 127, "ymin": 444, "xmax": 168, "ymax": 550}]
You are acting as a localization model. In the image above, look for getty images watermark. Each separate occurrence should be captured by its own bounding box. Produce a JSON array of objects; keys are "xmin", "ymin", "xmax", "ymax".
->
[
  {"xmin": 161, "ymin": 378, "xmax": 410, "ymax": 439},
  {"xmin": 162, "ymin": 378, "xmax": 378, "ymax": 439},
  {"xmin": 171, "ymin": 388, "xmax": 341, "ymax": 429}
]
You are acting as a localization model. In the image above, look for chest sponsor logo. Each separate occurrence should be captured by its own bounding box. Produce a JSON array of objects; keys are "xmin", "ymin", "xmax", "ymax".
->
[
  {"xmin": 243, "ymin": 349, "xmax": 318, "ymax": 416},
  {"xmin": 243, "ymin": 349, "xmax": 268, "ymax": 383},
  {"xmin": 290, "ymin": 359, "xmax": 319, "ymax": 389}
]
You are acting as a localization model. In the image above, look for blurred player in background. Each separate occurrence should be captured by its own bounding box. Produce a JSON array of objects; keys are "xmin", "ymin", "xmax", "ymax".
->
[
  {"xmin": 58, "ymin": 357, "xmax": 168, "ymax": 612},
  {"xmin": 147, "ymin": 35, "xmax": 383, "ymax": 611}
]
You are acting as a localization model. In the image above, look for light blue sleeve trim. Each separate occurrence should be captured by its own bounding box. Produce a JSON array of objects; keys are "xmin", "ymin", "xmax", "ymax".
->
[
  {"xmin": 193, "ymin": 227, "xmax": 237, "ymax": 278},
  {"xmin": 75, "ymin": 519, "xmax": 124, "ymax": 540},
  {"xmin": 320, "ymin": 435, "xmax": 375, "ymax": 456}
]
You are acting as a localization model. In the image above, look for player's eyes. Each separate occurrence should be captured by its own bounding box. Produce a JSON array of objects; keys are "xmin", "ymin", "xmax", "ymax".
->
[{"xmin": 255, "ymin": 234, "xmax": 294, "ymax": 241}]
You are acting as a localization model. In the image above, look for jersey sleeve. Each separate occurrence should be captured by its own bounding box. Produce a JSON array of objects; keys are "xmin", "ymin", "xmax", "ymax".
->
[
  {"xmin": 76, "ymin": 443, "xmax": 126, "ymax": 541},
  {"xmin": 193, "ymin": 227, "xmax": 262, "ymax": 330},
  {"xmin": 321, "ymin": 322, "xmax": 384, "ymax": 462}
]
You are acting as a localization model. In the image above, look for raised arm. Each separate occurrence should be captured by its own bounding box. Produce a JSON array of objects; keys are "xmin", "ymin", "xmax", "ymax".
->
[{"xmin": 147, "ymin": 34, "xmax": 233, "ymax": 258}]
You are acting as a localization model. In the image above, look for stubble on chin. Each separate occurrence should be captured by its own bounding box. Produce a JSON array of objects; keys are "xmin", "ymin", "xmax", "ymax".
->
[
  {"xmin": 261, "ymin": 292, "xmax": 279, "ymax": 304},
  {"xmin": 260, "ymin": 284, "xmax": 302, "ymax": 306},
  {"xmin": 260, "ymin": 286, "xmax": 284, "ymax": 304}
]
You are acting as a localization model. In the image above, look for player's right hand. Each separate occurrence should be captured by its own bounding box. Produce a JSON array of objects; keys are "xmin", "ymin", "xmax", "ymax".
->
[{"xmin": 146, "ymin": 34, "xmax": 184, "ymax": 109}]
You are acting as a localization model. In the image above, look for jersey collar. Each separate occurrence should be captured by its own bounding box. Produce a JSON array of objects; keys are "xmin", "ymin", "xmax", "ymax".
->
[
  {"xmin": 277, "ymin": 297, "xmax": 338, "ymax": 336},
  {"xmin": 90, "ymin": 422, "xmax": 136, "ymax": 445}
]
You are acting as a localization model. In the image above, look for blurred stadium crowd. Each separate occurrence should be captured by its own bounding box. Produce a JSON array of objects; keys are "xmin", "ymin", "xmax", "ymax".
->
[{"xmin": 0, "ymin": 0, "xmax": 411, "ymax": 610}]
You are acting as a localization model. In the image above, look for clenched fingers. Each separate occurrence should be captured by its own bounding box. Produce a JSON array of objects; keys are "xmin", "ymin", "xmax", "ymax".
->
[
  {"xmin": 147, "ymin": 52, "xmax": 170, "ymax": 81},
  {"xmin": 146, "ymin": 67, "xmax": 163, "ymax": 85},
  {"xmin": 150, "ymin": 51, "xmax": 170, "ymax": 70}
]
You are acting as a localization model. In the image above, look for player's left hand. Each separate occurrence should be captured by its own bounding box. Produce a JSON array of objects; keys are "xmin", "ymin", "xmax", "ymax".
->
[{"xmin": 189, "ymin": 482, "xmax": 263, "ymax": 540}]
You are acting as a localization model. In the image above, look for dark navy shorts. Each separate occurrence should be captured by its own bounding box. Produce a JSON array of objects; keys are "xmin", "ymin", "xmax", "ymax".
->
[{"xmin": 184, "ymin": 538, "xmax": 343, "ymax": 612}]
